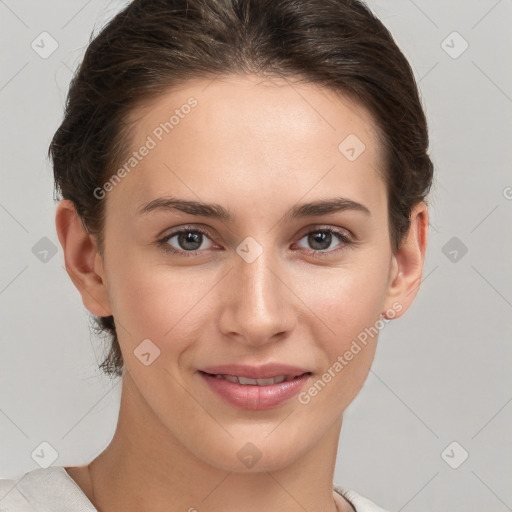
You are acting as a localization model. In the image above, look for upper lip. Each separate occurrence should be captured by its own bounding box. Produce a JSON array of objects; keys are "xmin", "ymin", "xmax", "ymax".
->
[{"xmin": 199, "ymin": 363, "xmax": 311, "ymax": 379}]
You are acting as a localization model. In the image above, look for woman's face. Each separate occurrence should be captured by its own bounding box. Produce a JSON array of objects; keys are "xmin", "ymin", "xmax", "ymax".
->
[{"xmin": 87, "ymin": 74, "xmax": 419, "ymax": 471}]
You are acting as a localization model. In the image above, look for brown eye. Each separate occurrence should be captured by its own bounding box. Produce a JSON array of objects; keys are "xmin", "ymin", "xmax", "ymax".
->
[
  {"xmin": 295, "ymin": 228, "xmax": 352, "ymax": 257},
  {"xmin": 159, "ymin": 227, "xmax": 215, "ymax": 256},
  {"xmin": 306, "ymin": 231, "xmax": 334, "ymax": 251},
  {"xmin": 174, "ymin": 231, "xmax": 205, "ymax": 251}
]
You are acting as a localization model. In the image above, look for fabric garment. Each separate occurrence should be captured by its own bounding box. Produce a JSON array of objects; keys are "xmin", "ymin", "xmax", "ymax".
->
[{"xmin": 0, "ymin": 465, "xmax": 389, "ymax": 512}]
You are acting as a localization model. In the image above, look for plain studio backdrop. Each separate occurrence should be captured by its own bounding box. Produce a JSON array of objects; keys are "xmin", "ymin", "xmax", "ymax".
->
[{"xmin": 1, "ymin": 1, "xmax": 511, "ymax": 511}]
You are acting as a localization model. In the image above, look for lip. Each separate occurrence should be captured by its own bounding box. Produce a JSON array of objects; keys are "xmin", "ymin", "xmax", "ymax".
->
[
  {"xmin": 199, "ymin": 363, "xmax": 310, "ymax": 380},
  {"xmin": 198, "ymin": 364, "xmax": 312, "ymax": 410}
]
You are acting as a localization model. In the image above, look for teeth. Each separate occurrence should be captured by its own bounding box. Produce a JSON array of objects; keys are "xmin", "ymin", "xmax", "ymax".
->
[
  {"xmin": 238, "ymin": 376, "xmax": 259, "ymax": 385},
  {"xmin": 220, "ymin": 374, "xmax": 289, "ymax": 385}
]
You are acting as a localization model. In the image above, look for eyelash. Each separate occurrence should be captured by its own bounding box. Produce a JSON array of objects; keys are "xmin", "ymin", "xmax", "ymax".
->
[{"xmin": 156, "ymin": 225, "xmax": 354, "ymax": 259}]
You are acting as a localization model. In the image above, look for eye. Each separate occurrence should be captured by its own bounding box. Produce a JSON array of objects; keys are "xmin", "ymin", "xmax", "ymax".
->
[
  {"xmin": 158, "ymin": 226, "xmax": 215, "ymax": 257},
  {"xmin": 295, "ymin": 228, "xmax": 353, "ymax": 257},
  {"xmin": 156, "ymin": 225, "xmax": 353, "ymax": 258}
]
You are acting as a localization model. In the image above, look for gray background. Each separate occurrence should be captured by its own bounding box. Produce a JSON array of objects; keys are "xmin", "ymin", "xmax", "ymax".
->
[{"xmin": 1, "ymin": 1, "xmax": 511, "ymax": 510}]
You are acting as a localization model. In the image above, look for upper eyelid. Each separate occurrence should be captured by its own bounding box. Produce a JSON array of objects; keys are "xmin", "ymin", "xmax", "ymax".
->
[
  {"xmin": 162, "ymin": 223, "xmax": 351, "ymax": 236},
  {"xmin": 161, "ymin": 225, "xmax": 216, "ymax": 243}
]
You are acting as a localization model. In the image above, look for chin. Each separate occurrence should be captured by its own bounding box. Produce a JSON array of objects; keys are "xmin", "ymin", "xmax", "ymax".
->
[{"xmin": 194, "ymin": 430, "xmax": 310, "ymax": 474}]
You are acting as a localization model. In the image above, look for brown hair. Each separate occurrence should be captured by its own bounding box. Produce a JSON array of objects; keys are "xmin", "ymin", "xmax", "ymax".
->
[{"xmin": 49, "ymin": 0, "xmax": 434, "ymax": 379}]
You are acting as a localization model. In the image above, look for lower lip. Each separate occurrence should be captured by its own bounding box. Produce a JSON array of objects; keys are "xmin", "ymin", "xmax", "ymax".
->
[{"xmin": 199, "ymin": 372, "xmax": 311, "ymax": 410}]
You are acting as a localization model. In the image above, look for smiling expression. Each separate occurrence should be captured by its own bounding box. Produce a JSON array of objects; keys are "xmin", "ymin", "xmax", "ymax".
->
[{"xmin": 85, "ymin": 73, "xmax": 409, "ymax": 471}]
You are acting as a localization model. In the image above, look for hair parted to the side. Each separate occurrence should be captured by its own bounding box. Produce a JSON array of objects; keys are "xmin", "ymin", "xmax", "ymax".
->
[{"xmin": 49, "ymin": 0, "xmax": 434, "ymax": 379}]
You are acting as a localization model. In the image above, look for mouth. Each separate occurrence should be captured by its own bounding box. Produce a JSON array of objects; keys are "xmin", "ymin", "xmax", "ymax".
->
[
  {"xmin": 199, "ymin": 371, "xmax": 311, "ymax": 386},
  {"xmin": 197, "ymin": 367, "xmax": 313, "ymax": 410}
]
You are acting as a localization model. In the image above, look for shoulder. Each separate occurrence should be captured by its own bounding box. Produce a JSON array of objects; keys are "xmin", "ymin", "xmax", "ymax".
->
[
  {"xmin": 1, "ymin": 470, "xmax": 38, "ymax": 512},
  {"xmin": 0, "ymin": 466, "xmax": 96, "ymax": 511},
  {"xmin": 334, "ymin": 483, "xmax": 391, "ymax": 512}
]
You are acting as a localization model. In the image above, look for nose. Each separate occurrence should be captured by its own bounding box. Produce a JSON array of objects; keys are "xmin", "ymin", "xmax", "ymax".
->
[{"xmin": 217, "ymin": 244, "xmax": 297, "ymax": 347}]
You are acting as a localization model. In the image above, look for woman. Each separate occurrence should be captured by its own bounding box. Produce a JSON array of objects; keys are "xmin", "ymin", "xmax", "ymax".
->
[{"xmin": 0, "ymin": 0, "xmax": 432, "ymax": 510}]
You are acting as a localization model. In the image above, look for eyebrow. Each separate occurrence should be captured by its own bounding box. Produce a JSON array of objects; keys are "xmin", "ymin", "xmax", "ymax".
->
[{"xmin": 137, "ymin": 195, "xmax": 371, "ymax": 221}]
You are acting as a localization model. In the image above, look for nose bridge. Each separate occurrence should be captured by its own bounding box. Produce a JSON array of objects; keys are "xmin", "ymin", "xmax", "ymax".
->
[
  {"xmin": 240, "ymin": 245, "xmax": 276, "ymax": 309},
  {"xmin": 218, "ymin": 236, "xmax": 295, "ymax": 342}
]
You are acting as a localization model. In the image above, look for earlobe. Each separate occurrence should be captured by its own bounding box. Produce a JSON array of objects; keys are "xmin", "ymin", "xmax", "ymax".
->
[
  {"xmin": 55, "ymin": 200, "xmax": 112, "ymax": 317},
  {"xmin": 383, "ymin": 202, "xmax": 429, "ymax": 319}
]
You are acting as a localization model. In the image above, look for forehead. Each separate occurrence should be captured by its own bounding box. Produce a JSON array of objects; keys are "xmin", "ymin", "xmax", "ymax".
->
[{"xmin": 108, "ymin": 74, "xmax": 387, "ymax": 217}]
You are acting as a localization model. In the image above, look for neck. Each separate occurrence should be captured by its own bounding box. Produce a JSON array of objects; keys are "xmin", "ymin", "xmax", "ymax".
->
[{"xmin": 75, "ymin": 374, "xmax": 351, "ymax": 512}]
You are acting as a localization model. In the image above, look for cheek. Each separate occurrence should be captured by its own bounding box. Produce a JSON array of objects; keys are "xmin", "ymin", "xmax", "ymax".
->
[
  {"xmin": 301, "ymin": 256, "xmax": 388, "ymax": 340},
  {"xmin": 104, "ymin": 250, "xmax": 217, "ymax": 354},
  {"xmin": 296, "ymin": 261, "xmax": 388, "ymax": 407}
]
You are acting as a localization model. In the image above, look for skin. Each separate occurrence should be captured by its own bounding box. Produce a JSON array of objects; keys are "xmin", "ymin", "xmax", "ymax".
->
[{"xmin": 56, "ymin": 74, "xmax": 428, "ymax": 512}]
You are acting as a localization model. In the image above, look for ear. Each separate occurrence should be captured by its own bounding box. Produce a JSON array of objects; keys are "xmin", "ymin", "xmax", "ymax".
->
[
  {"xmin": 55, "ymin": 200, "xmax": 112, "ymax": 317},
  {"xmin": 383, "ymin": 201, "xmax": 429, "ymax": 319}
]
